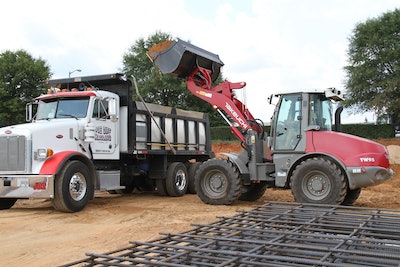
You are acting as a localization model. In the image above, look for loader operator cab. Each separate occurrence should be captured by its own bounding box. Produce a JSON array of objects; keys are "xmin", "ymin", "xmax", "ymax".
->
[{"xmin": 271, "ymin": 88, "xmax": 341, "ymax": 153}]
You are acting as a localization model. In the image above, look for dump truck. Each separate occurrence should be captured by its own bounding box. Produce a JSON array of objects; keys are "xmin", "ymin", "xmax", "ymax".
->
[
  {"xmin": 148, "ymin": 39, "xmax": 393, "ymax": 205},
  {"xmin": 0, "ymin": 73, "xmax": 213, "ymax": 212}
]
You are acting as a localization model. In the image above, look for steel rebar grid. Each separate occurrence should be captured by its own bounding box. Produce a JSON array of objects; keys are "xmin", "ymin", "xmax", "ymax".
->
[{"xmin": 62, "ymin": 202, "xmax": 400, "ymax": 267}]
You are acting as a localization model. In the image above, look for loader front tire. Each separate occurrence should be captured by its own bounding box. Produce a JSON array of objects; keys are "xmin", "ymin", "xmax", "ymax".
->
[
  {"xmin": 52, "ymin": 160, "xmax": 93, "ymax": 212},
  {"xmin": 290, "ymin": 157, "xmax": 346, "ymax": 205},
  {"xmin": 195, "ymin": 158, "xmax": 241, "ymax": 205},
  {"xmin": 239, "ymin": 182, "xmax": 268, "ymax": 202}
]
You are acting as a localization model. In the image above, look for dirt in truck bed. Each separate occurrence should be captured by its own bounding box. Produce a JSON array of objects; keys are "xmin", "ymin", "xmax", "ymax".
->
[{"xmin": 1, "ymin": 140, "xmax": 400, "ymax": 266}]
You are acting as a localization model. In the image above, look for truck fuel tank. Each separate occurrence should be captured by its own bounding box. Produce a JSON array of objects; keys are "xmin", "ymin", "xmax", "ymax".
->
[{"xmin": 147, "ymin": 38, "xmax": 224, "ymax": 83}]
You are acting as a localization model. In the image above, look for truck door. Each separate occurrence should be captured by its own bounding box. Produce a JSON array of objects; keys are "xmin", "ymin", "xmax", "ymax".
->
[{"xmin": 90, "ymin": 97, "xmax": 118, "ymax": 159}]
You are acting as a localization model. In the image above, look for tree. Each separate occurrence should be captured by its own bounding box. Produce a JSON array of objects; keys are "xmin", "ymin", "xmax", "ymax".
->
[
  {"xmin": 122, "ymin": 31, "xmax": 225, "ymax": 126},
  {"xmin": 344, "ymin": 8, "xmax": 400, "ymax": 126},
  {"xmin": 0, "ymin": 50, "xmax": 51, "ymax": 127}
]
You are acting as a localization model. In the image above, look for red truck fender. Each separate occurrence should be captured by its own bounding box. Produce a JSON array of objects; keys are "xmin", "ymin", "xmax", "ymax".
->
[{"xmin": 39, "ymin": 151, "xmax": 94, "ymax": 176}]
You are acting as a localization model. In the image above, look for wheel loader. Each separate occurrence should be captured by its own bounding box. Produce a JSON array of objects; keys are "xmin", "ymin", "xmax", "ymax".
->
[{"xmin": 147, "ymin": 38, "xmax": 392, "ymax": 205}]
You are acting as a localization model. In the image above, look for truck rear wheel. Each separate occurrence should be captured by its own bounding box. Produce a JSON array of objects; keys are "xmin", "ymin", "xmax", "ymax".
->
[
  {"xmin": 290, "ymin": 157, "xmax": 346, "ymax": 205},
  {"xmin": 166, "ymin": 162, "xmax": 188, "ymax": 197},
  {"xmin": 155, "ymin": 179, "xmax": 168, "ymax": 196},
  {"xmin": 52, "ymin": 160, "xmax": 93, "ymax": 212},
  {"xmin": 239, "ymin": 182, "xmax": 268, "ymax": 201},
  {"xmin": 195, "ymin": 158, "xmax": 241, "ymax": 205},
  {"xmin": 0, "ymin": 198, "xmax": 17, "ymax": 210},
  {"xmin": 187, "ymin": 162, "xmax": 202, "ymax": 194}
]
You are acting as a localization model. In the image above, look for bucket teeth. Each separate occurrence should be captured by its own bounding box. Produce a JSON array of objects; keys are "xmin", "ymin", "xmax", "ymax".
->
[{"xmin": 147, "ymin": 38, "xmax": 224, "ymax": 82}]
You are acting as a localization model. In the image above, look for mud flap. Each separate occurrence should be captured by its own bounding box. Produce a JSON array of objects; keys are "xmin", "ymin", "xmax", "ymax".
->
[{"xmin": 147, "ymin": 38, "xmax": 224, "ymax": 82}]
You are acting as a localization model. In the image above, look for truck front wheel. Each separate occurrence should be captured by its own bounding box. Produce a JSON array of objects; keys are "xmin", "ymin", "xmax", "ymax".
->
[
  {"xmin": 0, "ymin": 198, "xmax": 17, "ymax": 210},
  {"xmin": 52, "ymin": 160, "xmax": 93, "ymax": 212},
  {"xmin": 290, "ymin": 157, "xmax": 346, "ymax": 205},
  {"xmin": 195, "ymin": 158, "xmax": 241, "ymax": 205}
]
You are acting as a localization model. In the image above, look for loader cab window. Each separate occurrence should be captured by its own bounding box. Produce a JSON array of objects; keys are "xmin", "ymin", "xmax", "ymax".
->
[
  {"xmin": 274, "ymin": 94, "xmax": 301, "ymax": 150},
  {"xmin": 309, "ymin": 94, "xmax": 332, "ymax": 131}
]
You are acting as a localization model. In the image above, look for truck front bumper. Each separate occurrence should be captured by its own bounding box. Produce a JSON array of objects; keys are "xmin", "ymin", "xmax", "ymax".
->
[
  {"xmin": 0, "ymin": 175, "xmax": 55, "ymax": 198},
  {"xmin": 346, "ymin": 166, "xmax": 393, "ymax": 190}
]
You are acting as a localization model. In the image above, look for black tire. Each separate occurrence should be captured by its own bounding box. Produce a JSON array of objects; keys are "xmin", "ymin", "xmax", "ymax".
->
[
  {"xmin": 0, "ymin": 198, "xmax": 17, "ymax": 210},
  {"xmin": 239, "ymin": 182, "xmax": 268, "ymax": 201},
  {"xmin": 342, "ymin": 188, "xmax": 362, "ymax": 206},
  {"xmin": 195, "ymin": 158, "xmax": 241, "ymax": 205},
  {"xmin": 166, "ymin": 162, "xmax": 188, "ymax": 197},
  {"xmin": 155, "ymin": 179, "xmax": 168, "ymax": 196},
  {"xmin": 290, "ymin": 157, "xmax": 347, "ymax": 205},
  {"xmin": 187, "ymin": 162, "xmax": 202, "ymax": 194},
  {"xmin": 52, "ymin": 160, "xmax": 93, "ymax": 212}
]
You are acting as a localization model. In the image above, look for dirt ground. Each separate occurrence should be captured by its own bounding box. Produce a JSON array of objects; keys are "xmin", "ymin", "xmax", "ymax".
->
[{"xmin": 1, "ymin": 140, "xmax": 400, "ymax": 266}]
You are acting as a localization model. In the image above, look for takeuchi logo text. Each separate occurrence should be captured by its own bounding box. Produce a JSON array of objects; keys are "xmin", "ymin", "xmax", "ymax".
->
[{"xmin": 225, "ymin": 102, "xmax": 248, "ymax": 129}]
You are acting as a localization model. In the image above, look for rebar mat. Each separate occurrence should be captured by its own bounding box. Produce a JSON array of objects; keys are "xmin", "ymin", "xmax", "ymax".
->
[{"xmin": 62, "ymin": 202, "xmax": 400, "ymax": 266}]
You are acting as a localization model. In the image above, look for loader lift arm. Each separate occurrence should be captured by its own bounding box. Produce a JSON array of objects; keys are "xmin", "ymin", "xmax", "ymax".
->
[
  {"xmin": 147, "ymin": 39, "xmax": 263, "ymax": 143},
  {"xmin": 186, "ymin": 66, "xmax": 263, "ymax": 142}
]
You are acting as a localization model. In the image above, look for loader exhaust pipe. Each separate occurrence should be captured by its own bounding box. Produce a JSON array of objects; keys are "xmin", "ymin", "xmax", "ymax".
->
[{"xmin": 147, "ymin": 38, "xmax": 224, "ymax": 83}]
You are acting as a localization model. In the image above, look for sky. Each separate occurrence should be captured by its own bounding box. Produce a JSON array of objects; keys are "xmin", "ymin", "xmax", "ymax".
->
[{"xmin": 1, "ymin": 0, "xmax": 399, "ymax": 124}]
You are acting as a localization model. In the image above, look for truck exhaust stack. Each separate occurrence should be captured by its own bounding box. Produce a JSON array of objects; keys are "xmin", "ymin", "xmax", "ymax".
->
[{"xmin": 147, "ymin": 38, "xmax": 224, "ymax": 82}]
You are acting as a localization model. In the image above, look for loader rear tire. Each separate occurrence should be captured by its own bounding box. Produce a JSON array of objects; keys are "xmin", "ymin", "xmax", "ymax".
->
[
  {"xmin": 342, "ymin": 188, "xmax": 361, "ymax": 206},
  {"xmin": 166, "ymin": 162, "xmax": 188, "ymax": 197},
  {"xmin": 52, "ymin": 160, "xmax": 93, "ymax": 212},
  {"xmin": 239, "ymin": 182, "xmax": 268, "ymax": 201},
  {"xmin": 0, "ymin": 198, "xmax": 17, "ymax": 210},
  {"xmin": 195, "ymin": 158, "xmax": 241, "ymax": 205},
  {"xmin": 290, "ymin": 157, "xmax": 346, "ymax": 205}
]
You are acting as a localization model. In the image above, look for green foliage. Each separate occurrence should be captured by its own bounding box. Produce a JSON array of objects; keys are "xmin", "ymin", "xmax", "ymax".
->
[
  {"xmin": 344, "ymin": 8, "xmax": 400, "ymax": 125},
  {"xmin": 211, "ymin": 124, "xmax": 393, "ymax": 141},
  {"xmin": 341, "ymin": 124, "xmax": 394, "ymax": 139},
  {"xmin": 0, "ymin": 50, "xmax": 51, "ymax": 127},
  {"xmin": 211, "ymin": 125, "xmax": 271, "ymax": 141},
  {"xmin": 122, "ymin": 31, "xmax": 225, "ymax": 126}
]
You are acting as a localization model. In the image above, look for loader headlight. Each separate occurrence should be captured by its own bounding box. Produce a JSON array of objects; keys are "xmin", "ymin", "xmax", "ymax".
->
[{"xmin": 36, "ymin": 148, "xmax": 54, "ymax": 160}]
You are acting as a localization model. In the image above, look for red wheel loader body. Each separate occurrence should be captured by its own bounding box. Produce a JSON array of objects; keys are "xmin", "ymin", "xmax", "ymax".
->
[{"xmin": 148, "ymin": 39, "xmax": 392, "ymax": 205}]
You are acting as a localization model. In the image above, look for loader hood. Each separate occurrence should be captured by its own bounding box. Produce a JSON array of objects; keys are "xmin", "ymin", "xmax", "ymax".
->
[{"xmin": 306, "ymin": 131, "xmax": 390, "ymax": 168}]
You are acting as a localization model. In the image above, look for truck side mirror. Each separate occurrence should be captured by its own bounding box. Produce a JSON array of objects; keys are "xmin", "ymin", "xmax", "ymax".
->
[
  {"xmin": 25, "ymin": 102, "xmax": 38, "ymax": 122},
  {"xmin": 267, "ymin": 94, "xmax": 273, "ymax": 105},
  {"xmin": 26, "ymin": 103, "xmax": 33, "ymax": 122},
  {"xmin": 108, "ymin": 98, "xmax": 118, "ymax": 122}
]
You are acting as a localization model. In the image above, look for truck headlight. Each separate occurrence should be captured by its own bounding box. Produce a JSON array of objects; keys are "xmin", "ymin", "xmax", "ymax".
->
[{"xmin": 36, "ymin": 148, "xmax": 54, "ymax": 160}]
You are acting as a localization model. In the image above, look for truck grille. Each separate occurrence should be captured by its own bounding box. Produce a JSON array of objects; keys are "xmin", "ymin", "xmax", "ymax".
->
[{"xmin": 0, "ymin": 135, "xmax": 27, "ymax": 172}]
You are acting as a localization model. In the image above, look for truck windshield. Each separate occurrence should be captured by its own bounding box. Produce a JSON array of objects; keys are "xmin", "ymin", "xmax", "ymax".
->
[{"xmin": 36, "ymin": 98, "xmax": 90, "ymax": 120}]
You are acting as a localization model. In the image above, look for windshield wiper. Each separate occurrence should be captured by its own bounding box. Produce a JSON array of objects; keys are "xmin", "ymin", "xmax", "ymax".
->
[{"xmin": 57, "ymin": 113, "xmax": 79, "ymax": 120}]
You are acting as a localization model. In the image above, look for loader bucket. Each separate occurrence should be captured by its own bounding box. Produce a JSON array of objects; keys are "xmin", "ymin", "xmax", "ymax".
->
[{"xmin": 147, "ymin": 38, "xmax": 224, "ymax": 83}]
